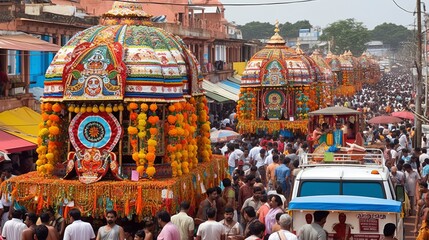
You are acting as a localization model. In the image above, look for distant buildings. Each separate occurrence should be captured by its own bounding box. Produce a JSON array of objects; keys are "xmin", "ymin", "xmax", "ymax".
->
[{"xmin": 0, "ymin": 0, "xmax": 260, "ymax": 111}]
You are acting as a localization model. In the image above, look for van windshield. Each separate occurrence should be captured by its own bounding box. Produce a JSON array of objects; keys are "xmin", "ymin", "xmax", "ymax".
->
[{"xmin": 299, "ymin": 181, "xmax": 385, "ymax": 198}]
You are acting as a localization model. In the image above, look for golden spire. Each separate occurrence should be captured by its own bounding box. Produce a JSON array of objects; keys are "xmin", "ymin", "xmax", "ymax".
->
[{"xmin": 267, "ymin": 20, "xmax": 286, "ymax": 45}]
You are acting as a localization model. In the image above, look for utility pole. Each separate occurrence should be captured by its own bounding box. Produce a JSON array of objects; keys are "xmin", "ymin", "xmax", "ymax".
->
[{"xmin": 416, "ymin": 0, "xmax": 423, "ymax": 148}]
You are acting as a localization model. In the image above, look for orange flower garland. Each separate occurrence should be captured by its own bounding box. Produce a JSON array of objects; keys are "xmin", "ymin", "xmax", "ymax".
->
[
  {"xmin": 196, "ymin": 96, "xmax": 212, "ymax": 162},
  {"xmin": 166, "ymin": 102, "xmax": 181, "ymax": 177},
  {"xmin": 146, "ymin": 103, "xmax": 158, "ymax": 178},
  {"xmin": 187, "ymin": 98, "xmax": 198, "ymax": 169},
  {"xmin": 129, "ymin": 102, "xmax": 140, "ymax": 175},
  {"xmin": 236, "ymin": 88, "xmax": 256, "ymax": 123},
  {"xmin": 36, "ymin": 102, "xmax": 64, "ymax": 177}
]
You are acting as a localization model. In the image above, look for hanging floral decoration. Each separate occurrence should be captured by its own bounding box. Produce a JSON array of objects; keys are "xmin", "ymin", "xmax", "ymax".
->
[
  {"xmin": 36, "ymin": 102, "xmax": 66, "ymax": 177},
  {"xmin": 128, "ymin": 102, "xmax": 140, "ymax": 176},
  {"xmin": 236, "ymin": 88, "xmax": 256, "ymax": 122},
  {"xmin": 186, "ymin": 97, "xmax": 198, "ymax": 171},
  {"xmin": 3, "ymin": 155, "xmax": 228, "ymax": 220},
  {"xmin": 196, "ymin": 96, "xmax": 212, "ymax": 162},
  {"xmin": 295, "ymin": 90, "xmax": 310, "ymax": 120},
  {"xmin": 145, "ymin": 103, "xmax": 159, "ymax": 179},
  {"xmin": 131, "ymin": 103, "xmax": 147, "ymax": 176}
]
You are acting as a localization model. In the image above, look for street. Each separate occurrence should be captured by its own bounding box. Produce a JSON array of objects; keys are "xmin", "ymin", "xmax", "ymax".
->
[{"xmin": 405, "ymin": 213, "xmax": 418, "ymax": 239}]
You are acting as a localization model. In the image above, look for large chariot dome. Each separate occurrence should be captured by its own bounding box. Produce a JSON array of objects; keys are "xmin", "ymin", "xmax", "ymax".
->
[
  {"xmin": 241, "ymin": 23, "xmax": 323, "ymax": 87},
  {"xmin": 43, "ymin": 1, "xmax": 203, "ymax": 102}
]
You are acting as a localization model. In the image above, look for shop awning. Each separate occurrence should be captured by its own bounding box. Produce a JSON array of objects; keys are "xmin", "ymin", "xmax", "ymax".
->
[
  {"xmin": 0, "ymin": 34, "xmax": 61, "ymax": 52},
  {"xmin": 216, "ymin": 80, "xmax": 240, "ymax": 95},
  {"xmin": 228, "ymin": 75, "xmax": 242, "ymax": 85},
  {"xmin": 205, "ymin": 91, "xmax": 230, "ymax": 103},
  {"xmin": 0, "ymin": 130, "xmax": 36, "ymax": 153},
  {"xmin": 0, "ymin": 107, "xmax": 41, "ymax": 144},
  {"xmin": 202, "ymin": 80, "xmax": 238, "ymax": 102}
]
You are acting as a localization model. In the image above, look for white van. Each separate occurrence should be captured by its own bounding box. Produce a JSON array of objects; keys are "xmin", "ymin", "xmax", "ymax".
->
[{"xmin": 289, "ymin": 149, "xmax": 405, "ymax": 240}]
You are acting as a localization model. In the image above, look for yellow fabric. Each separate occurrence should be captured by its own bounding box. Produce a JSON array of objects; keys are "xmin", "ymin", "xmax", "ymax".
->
[
  {"xmin": 0, "ymin": 107, "xmax": 40, "ymax": 144},
  {"xmin": 233, "ymin": 62, "xmax": 246, "ymax": 76}
]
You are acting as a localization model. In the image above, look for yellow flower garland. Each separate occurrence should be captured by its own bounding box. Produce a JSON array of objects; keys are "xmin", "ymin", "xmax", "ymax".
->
[
  {"xmin": 146, "ymin": 103, "xmax": 158, "ymax": 179},
  {"xmin": 36, "ymin": 102, "xmax": 65, "ymax": 177},
  {"xmin": 196, "ymin": 96, "xmax": 212, "ymax": 162}
]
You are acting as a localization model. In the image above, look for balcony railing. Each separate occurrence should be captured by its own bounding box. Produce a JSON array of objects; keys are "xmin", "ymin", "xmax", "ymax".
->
[
  {"xmin": 0, "ymin": 1, "xmax": 99, "ymax": 27},
  {"xmin": 154, "ymin": 22, "xmax": 227, "ymax": 39}
]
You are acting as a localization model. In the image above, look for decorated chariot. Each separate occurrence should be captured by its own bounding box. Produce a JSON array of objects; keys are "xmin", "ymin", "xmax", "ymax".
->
[
  {"xmin": 3, "ymin": 1, "xmax": 227, "ymax": 219},
  {"xmin": 236, "ymin": 23, "xmax": 330, "ymax": 136}
]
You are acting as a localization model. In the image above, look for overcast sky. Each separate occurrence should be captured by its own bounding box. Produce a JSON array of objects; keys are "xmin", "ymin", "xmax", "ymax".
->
[{"xmin": 222, "ymin": 0, "xmax": 417, "ymax": 30}]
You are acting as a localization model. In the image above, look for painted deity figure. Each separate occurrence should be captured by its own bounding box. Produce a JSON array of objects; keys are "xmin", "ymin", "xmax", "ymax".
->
[{"xmin": 265, "ymin": 92, "xmax": 283, "ymax": 120}]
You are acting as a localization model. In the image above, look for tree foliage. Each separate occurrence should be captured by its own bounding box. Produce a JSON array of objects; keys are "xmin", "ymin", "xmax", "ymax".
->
[
  {"xmin": 239, "ymin": 18, "xmax": 412, "ymax": 55},
  {"xmin": 320, "ymin": 18, "xmax": 370, "ymax": 55},
  {"xmin": 280, "ymin": 20, "xmax": 312, "ymax": 38},
  {"xmin": 240, "ymin": 20, "xmax": 312, "ymax": 40},
  {"xmin": 370, "ymin": 23, "xmax": 413, "ymax": 51},
  {"xmin": 240, "ymin": 21, "xmax": 275, "ymax": 40}
]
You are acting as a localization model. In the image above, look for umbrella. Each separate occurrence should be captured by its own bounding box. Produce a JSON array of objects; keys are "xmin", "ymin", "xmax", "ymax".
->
[
  {"xmin": 391, "ymin": 111, "xmax": 414, "ymax": 120},
  {"xmin": 210, "ymin": 129, "xmax": 240, "ymax": 143},
  {"xmin": 367, "ymin": 115, "xmax": 403, "ymax": 124}
]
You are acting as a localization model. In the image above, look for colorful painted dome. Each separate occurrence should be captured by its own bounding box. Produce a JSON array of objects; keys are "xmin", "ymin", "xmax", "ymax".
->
[
  {"xmin": 241, "ymin": 24, "xmax": 323, "ymax": 87},
  {"xmin": 43, "ymin": 1, "xmax": 203, "ymax": 102},
  {"xmin": 325, "ymin": 51, "xmax": 342, "ymax": 72},
  {"xmin": 310, "ymin": 49, "xmax": 333, "ymax": 84}
]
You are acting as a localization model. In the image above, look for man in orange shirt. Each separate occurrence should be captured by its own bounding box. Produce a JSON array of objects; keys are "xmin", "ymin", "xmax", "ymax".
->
[{"xmin": 266, "ymin": 154, "xmax": 280, "ymax": 191}]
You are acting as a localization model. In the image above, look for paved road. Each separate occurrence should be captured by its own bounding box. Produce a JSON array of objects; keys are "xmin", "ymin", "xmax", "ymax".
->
[{"xmin": 404, "ymin": 214, "xmax": 417, "ymax": 239}]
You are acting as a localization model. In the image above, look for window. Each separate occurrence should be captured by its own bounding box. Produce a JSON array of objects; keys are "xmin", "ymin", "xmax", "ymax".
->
[
  {"xmin": 299, "ymin": 181, "xmax": 340, "ymax": 197},
  {"xmin": 298, "ymin": 180, "xmax": 386, "ymax": 199},
  {"xmin": 343, "ymin": 182, "xmax": 385, "ymax": 199}
]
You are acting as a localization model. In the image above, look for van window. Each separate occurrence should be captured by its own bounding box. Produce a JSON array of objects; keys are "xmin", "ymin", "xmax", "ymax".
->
[
  {"xmin": 299, "ymin": 181, "xmax": 385, "ymax": 198},
  {"xmin": 343, "ymin": 182, "xmax": 385, "ymax": 198},
  {"xmin": 299, "ymin": 181, "xmax": 340, "ymax": 196}
]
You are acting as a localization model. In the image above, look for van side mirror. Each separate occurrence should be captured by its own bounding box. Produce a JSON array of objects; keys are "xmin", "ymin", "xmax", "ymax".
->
[{"xmin": 395, "ymin": 184, "xmax": 405, "ymax": 202}]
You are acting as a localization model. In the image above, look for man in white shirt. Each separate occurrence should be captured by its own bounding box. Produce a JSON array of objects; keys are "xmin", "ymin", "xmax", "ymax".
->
[
  {"xmin": 196, "ymin": 207, "xmax": 225, "ymax": 240},
  {"xmin": 219, "ymin": 207, "xmax": 242, "ymax": 238},
  {"xmin": 228, "ymin": 143, "xmax": 244, "ymax": 176},
  {"xmin": 248, "ymin": 142, "xmax": 262, "ymax": 166},
  {"xmin": 1, "ymin": 168, "xmax": 15, "ymax": 229},
  {"xmin": 63, "ymin": 209, "xmax": 95, "ymax": 240},
  {"xmin": 398, "ymin": 130, "xmax": 408, "ymax": 152},
  {"xmin": 268, "ymin": 214, "xmax": 297, "ymax": 240},
  {"xmin": 2, "ymin": 210, "xmax": 27, "ymax": 240},
  {"xmin": 171, "ymin": 201, "xmax": 194, "ymax": 240},
  {"xmin": 254, "ymin": 149, "xmax": 267, "ymax": 184},
  {"xmin": 420, "ymin": 148, "xmax": 429, "ymax": 165}
]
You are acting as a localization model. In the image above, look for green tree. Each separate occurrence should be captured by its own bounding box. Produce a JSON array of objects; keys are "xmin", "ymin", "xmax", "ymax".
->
[
  {"xmin": 239, "ymin": 21, "xmax": 274, "ymax": 40},
  {"xmin": 370, "ymin": 23, "xmax": 413, "ymax": 51},
  {"xmin": 280, "ymin": 20, "xmax": 312, "ymax": 38},
  {"xmin": 240, "ymin": 20, "xmax": 312, "ymax": 40},
  {"xmin": 320, "ymin": 18, "xmax": 370, "ymax": 55}
]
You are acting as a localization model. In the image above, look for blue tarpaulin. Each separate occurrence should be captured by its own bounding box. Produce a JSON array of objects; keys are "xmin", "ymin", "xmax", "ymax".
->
[{"xmin": 288, "ymin": 195, "xmax": 401, "ymax": 213}]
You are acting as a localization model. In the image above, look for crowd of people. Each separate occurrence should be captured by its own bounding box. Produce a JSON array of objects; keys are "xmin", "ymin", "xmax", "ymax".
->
[{"xmin": 0, "ymin": 68, "xmax": 424, "ymax": 240}]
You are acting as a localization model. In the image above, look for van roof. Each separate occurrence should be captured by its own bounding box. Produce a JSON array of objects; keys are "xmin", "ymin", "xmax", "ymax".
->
[
  {"xmin": 297, "ymin": 165, "xmax": 387, "ymax": 181},
  {"xmin": 302, "ymin": 148, "xmax": 385, "ymax": 167}
]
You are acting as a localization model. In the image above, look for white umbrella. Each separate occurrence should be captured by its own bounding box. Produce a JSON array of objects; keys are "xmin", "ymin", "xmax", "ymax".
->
[{"xmin": 210, "ymin": 130, "xmax": 240, "ymax": 143}]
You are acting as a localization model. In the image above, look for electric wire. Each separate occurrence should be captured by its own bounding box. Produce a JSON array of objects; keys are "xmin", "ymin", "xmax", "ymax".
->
[
  {"xmin": 391, "ymin": 0, "xmax": 414, "ymax": 14},
  {"xmin": 110, "ymin": 0, "xmax": 316, "ymax": 7}
]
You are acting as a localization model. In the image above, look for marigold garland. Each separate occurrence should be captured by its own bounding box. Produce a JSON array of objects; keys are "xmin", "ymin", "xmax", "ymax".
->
[
  {"xmin": 145, "ymin": 103, "xmax": 158, "ymax": 179},
  {"xmin": 36, "ymin": 102, "xmax": 65, "ymax": 177},
  {"xmin": 196, "ymin": 96, "xmax": 212, "ymax": 162},
  {"xmin": 236, "ymin": 88, "xmax": 256, "ymax": 122}
]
